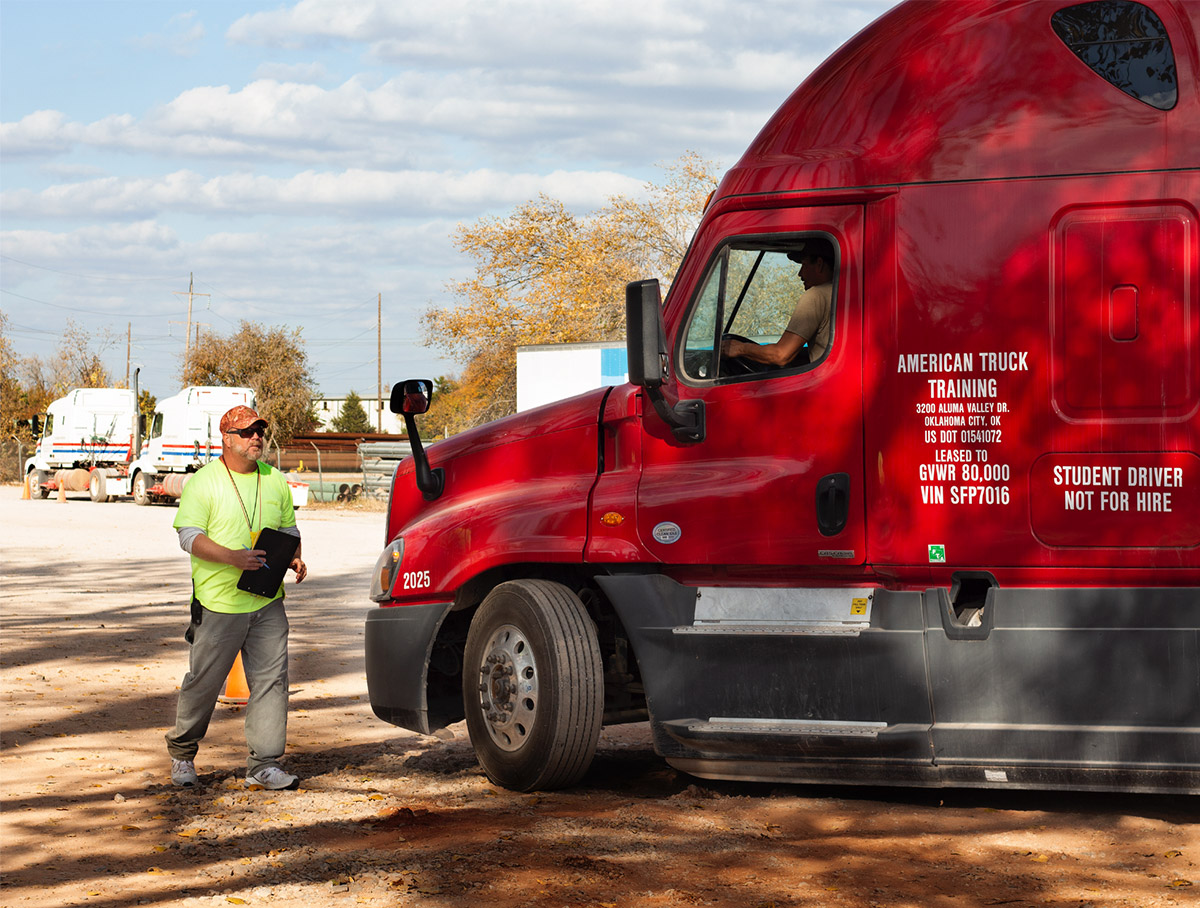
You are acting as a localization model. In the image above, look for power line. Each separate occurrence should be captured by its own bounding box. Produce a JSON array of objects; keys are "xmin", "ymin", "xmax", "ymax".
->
[
  {"xmin": 0, "ymin": 255, "xmax": 177, "ymax": 284},
  {"xmin": 306, "ymin": 326, "xmax": 378, "ymax": 346},
  {"xmin": 194, "ymin": 278, "xmax": 382, "ymax": 331},
  {"xmin": 1, "ymin": 287, "xmax": 193, "ymax": 317}
]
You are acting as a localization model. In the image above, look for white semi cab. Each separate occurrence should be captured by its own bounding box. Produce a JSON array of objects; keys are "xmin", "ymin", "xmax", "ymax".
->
[
  {"xmin": 25, "ymin": 388, "xmax": 137, "ymax": 500},
  {"xmin": 128, "ymin": 386, "xmax": 255, "ymax": 506}
]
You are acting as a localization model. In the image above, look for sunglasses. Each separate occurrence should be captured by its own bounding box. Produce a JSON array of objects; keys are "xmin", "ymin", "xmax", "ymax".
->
[{"xmin": 227, "ymin": 425, "xmax": 266, "ymax": 438}]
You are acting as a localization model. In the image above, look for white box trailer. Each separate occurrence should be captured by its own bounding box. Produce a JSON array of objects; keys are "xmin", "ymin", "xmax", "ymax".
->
[
  {"xmin": 25, "ymin": 388, "xmax": 137, "ymax": 501},
  {"xmin": 515, "ymin": 342, "xmax": 628, "ymax": 412}
]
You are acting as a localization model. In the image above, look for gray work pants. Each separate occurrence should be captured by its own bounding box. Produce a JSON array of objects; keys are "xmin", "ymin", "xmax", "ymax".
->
[{"xmin": 165, "ymin": 599, "xmax": 289, "ymax": 776}]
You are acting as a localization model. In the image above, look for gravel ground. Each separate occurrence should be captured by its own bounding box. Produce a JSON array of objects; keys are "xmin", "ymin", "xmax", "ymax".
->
[{"xmin": 1, "ymin": 482, "xmax": 1197, "ymax": 908}]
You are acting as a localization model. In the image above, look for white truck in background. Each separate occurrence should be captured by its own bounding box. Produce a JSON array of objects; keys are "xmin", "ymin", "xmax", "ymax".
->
[
  {"xmin": 26, "ymin": 384, "xmax": 308, "ymax": 507},
  {"xmin": 24, "ymin": 388, "xmax": 138, "ymax": 501},
  {"xmin": 128, "ymin": 386, "xmax": 255, "ymax": 505}
]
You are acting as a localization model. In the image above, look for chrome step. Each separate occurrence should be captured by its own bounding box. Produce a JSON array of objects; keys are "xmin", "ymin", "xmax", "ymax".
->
[
  {"xmin": 687, "ymin": 717, "xmax": 888, "ymax": 738},
  {"xmin": 676, "ymin": 586, "xmax": 874, "ymax": 637},
  {"xmin": 673, "ymin": 623, "xmax": 864, "ymax": 636}
]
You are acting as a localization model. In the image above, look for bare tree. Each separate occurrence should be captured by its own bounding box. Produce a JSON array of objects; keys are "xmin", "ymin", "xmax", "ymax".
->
[{"xmin": 183, "ymin": 321, "xmax": 317, "ymax": 446}]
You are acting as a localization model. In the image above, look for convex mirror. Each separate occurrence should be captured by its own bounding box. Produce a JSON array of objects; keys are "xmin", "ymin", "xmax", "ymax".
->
[{"xmin": 391, "ymin": 379, "xmax": 433, "ymax": 415}]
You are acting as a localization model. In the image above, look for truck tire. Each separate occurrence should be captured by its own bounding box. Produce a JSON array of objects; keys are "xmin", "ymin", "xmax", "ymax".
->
[
  {"xmin": 462, "ymin": 579, "xmax": 603, "ymax": 792},
  {"xmin": 132, "ymin": 471, "xmax": 151, "ymax": 506},
  {"xmin": 88, "ymin": 470, "xmax": 108, "ymax": 503},
  {"xmin": 32, "ymin": 470, "xmax": 50, "ymax": 499}
]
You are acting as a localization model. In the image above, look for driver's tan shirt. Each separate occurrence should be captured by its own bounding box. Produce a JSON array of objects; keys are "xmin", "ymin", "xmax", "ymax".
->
[{"xmin": 783, "ymin": 281, "xmax": 833, "ymax": 362}]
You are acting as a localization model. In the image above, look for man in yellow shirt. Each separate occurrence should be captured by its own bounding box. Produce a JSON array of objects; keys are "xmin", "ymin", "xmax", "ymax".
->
[{"xmin": 166, "ymin": 405, "xmax": 307, "ymax": 790}]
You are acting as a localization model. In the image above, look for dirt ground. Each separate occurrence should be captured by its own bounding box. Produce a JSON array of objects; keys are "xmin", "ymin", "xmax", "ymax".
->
[{"xmin": 1, "ymin": 483, "xmax": 1197, "ymax": 908}]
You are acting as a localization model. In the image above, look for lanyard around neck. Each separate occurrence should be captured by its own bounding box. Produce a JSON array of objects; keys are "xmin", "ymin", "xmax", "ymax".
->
[{"xmin": 221, "ymin": 456, "xmax": 261, "ymax": 534}]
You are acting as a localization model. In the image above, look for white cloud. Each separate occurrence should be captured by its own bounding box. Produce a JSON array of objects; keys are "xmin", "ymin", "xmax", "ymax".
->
[
  {"xmin": 1, "ymin": 222, "xmax": 180, "ymax": 264},
  {"xmin": 3, "ymin": 1, "xmax": 896, "ymax": 170},
  {"xmin": 1, "ymin": 217, "xmax": 460, "ymax": 339},
  {"xmin": 229, "ymin": 0, "xmax": 705, "ymax": 57},
  {"xmin": 0, "ymin": 110, "xmax": 74, "ymax": 155},
  {"xmin": 1, "ymin": 167, "xmax": 647, "ymax": 220},
  {"xmin": 226, "ymin": 0, "xmax": 885, "ymax": 78},
  {"xmin": 1, "ymin": 72, "xmax": 754, "ymax": 169}
]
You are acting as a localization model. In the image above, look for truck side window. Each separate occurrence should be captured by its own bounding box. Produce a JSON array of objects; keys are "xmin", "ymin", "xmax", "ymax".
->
[
  {"xmin": 150, "ymin": 413, "xmax": 164, "ymax": 439},
  {"xmin": 1051, "ymin": 1, "xmax": 1176, "ymax": 110},
  {"xmin": 680, "ymin": 238, "xmax": 836, "ymax": 383}
]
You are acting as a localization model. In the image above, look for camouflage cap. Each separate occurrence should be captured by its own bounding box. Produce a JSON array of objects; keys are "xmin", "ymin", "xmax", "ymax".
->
[{"xmin": 219, "ymin": 405, "xmax": 267, "ymax": 434}]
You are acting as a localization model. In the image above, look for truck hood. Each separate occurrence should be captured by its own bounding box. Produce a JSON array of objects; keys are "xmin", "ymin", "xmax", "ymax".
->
[
  {"xmin": 384, "ymin": 386, "xmax": 614, "ymax": 558},
  {"xmin": 419, "ymin": 386, "xmax": 612, "ymax": 467}
]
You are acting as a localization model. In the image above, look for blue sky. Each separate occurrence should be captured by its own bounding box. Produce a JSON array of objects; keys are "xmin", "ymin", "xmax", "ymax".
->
[{"xmin": 2, "ymin": 0, "xmax": 896, "ymax": 400}]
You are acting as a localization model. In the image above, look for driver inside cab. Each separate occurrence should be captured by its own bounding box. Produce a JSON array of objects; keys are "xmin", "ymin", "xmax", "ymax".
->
[{"xmin": 720, "ymin": 238, "xmax": 835, "ymax": 369}]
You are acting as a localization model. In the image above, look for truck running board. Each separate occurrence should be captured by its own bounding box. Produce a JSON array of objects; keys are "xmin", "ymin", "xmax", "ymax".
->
[
  {"xmin": 673, "ymin": 623, "xmax": 864, "ymax": 637},
  {"xmin": 674, "ymin": 586, "xmax": 875, "ymax": 637},
  {"xmin": 659, "ymin": 717, "xmax": 928, "ymax": 759},
  {"xmin": 684, "ymin": 718, "xmax": 888, "ymax": 737}
]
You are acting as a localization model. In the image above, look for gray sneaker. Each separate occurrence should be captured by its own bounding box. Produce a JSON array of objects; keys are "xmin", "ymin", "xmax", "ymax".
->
[
  {"xmin": 171, "ymin": 759, "xmax": 198, "ymax": 787},
  {"xmin": 245, "ymin": 765, "xmax": 299, "ymax": 791}
]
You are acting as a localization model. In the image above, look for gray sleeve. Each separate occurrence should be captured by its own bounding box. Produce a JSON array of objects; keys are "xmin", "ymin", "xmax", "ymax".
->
[
  {"xmin": 177, "ymin": 526, "xmax": 205, "ymax": 554},
  {"xmin": 178, "ymin": 524, "xmax": 299, "ymax": 554}
]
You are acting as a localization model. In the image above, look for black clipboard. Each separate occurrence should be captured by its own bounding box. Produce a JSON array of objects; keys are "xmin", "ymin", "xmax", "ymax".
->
[{"xmin": 236, "ymin": 527, "xmax": 300, "ymax": 597}]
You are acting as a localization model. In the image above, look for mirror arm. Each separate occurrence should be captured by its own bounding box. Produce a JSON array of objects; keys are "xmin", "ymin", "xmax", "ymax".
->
[
  {"xmin": 402, "ymin": 413, "xmax": 444, "ymax": 501},
  {"xmin": 645, "ymin": 387, "xmax": 706, "ymax": 444}
]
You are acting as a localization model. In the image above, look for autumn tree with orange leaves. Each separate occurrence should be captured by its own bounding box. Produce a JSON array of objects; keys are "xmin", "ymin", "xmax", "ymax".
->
[{"xmin": 421, "ymin": 152, "xmax": 720, "ymax": 436}]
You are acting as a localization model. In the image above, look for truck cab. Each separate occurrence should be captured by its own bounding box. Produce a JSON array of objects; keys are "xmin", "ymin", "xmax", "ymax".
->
[
  {"xmin": 128, "ymin": 386, "xmax": 255, "ymax": 505},
  {"xmin": 366, "ymin": 0, "xmax": 1199, "ymax": 794},
  {"xmin": 25, "ymin": 388, "xmax": 137, "ymax": 500}
]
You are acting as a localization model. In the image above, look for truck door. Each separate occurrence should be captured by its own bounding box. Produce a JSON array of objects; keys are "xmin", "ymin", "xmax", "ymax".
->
[
  {"xmin": 619, "ymin": 206, "xmax": 936, "ymax": 772},
  {"xmin": 636, "ymin": 205, "xmax": 865, "ymax": 571}
]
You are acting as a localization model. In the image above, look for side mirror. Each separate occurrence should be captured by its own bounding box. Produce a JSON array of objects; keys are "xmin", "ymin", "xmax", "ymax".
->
[
  {"xmin": 30, "ymin": 416, "xmax": 42, "ymax": 438},
  {"xmin": 391, "ymin": 378, "xmax": 444, "ymax": 501},
  {"xmin": 390, "ymin": 379, "xmax": 433, "ymax": 415},
  {"xmin": 625, "ymin": 280, "xmax": 666, "ymax": 390},
  {"xmin": 624, "ymin": 279, "xmax": 706, "ymax": 444}
]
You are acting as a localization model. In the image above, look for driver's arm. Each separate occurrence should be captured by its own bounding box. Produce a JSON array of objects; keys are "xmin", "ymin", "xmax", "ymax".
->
[{"xmin": 722, "ymin": 330, "xmax": 806, "ymax": 367}]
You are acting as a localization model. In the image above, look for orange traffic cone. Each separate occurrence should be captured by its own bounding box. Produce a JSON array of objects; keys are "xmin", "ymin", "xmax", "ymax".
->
[
  {"xmin": 219, "ymin": 653, "xmax": 250, "ymax": 705},
  {"xmin": 56, "ymin": 471, "xmax": 66, "ymax": 503},
  {"xmin": 21, "ymin": 473, "xmax": 31, "ymax": 500}
]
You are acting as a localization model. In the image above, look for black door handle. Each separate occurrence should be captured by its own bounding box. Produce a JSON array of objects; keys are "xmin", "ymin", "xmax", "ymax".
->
[{"xmin": 816, "ymin": 472, "xmax": 850, "ymax": 536}]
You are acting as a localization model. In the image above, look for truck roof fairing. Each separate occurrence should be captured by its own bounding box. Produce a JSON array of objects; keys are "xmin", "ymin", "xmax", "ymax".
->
[{"xmin": 718, "ymin": 0, "xmax": 1199, "ymax": 202}]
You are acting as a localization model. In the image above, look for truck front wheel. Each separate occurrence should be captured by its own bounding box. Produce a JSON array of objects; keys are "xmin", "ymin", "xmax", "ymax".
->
[
  {"xmin": 462, "ymin": 579, "xmax": 603, "ymax": 792},
  {"xmin": 132, "ymin": 472, "xmax": 151, "ymax": 506}
]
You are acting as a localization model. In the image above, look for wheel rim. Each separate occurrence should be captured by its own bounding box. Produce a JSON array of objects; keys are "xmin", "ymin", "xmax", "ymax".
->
[{"xmin": 475, "ymin": 623, "xmax": 538, "ymax": 752}]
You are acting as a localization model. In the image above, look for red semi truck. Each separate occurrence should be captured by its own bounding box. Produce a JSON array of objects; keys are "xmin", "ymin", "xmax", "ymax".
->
[{"xmin": 367, "ymin": 0, "xmax": 1200, "ymax": 793}]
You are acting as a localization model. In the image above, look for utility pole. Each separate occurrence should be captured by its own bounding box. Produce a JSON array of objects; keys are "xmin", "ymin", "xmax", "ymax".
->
[
  {"xmin": 125, "ymin": 322, "xmax": 131, "ymax": 387},
  {"xmin": 173, "ymin": 273, "xmax": 210, "ymax": 380},
  {"xmin": 377, "ymin": 292, "xmax": 383, "ymax": 433}
]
